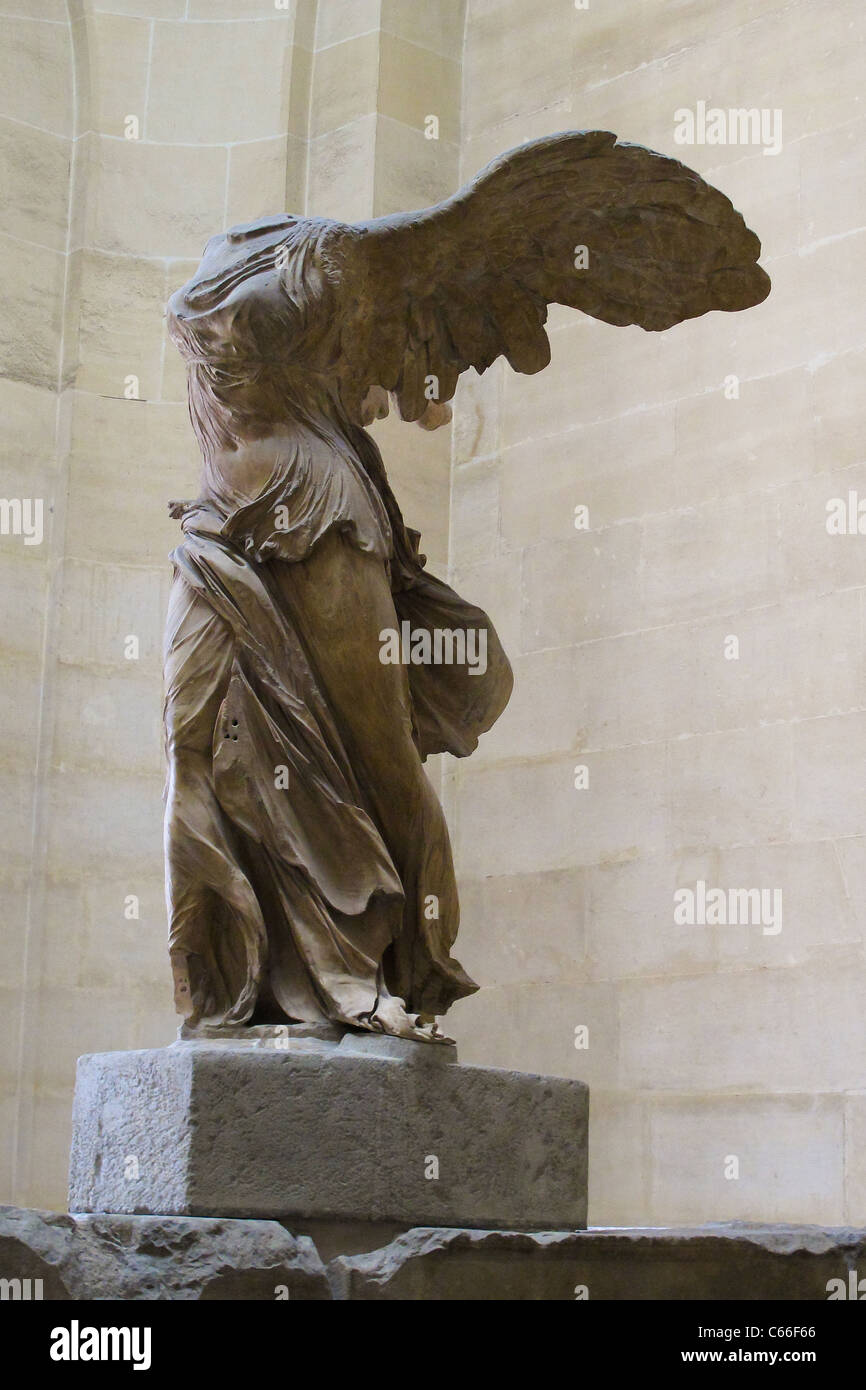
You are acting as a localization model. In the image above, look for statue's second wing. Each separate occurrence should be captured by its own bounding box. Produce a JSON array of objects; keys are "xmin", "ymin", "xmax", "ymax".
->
[{"xmin": 321, "ymin": 130, "xmax": 771, "ymax": 423}]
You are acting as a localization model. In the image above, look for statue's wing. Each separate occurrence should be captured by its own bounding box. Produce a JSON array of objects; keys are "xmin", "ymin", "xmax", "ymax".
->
[{"xmin": 322, "ymin": 130, "xmax": 770, "ymax": 423}]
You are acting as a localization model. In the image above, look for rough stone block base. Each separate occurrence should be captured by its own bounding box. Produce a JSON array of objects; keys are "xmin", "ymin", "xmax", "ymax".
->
[
  {"xmin": 3, "ymin": 1211, "xmax": 864, "ymax": 1300},
  {"xmin": 68, "ymin": 1031, "xmax": 589, "ymax": 1232}
]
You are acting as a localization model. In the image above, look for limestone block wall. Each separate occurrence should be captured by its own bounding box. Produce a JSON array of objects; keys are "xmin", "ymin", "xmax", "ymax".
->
[
  {"xmin": 445, "ymin": 0, "xmax": 866, "ymax": 1226},
  {"xmin": 0, "ymin": 0, "xmax": 76, "ymax": 1212}
]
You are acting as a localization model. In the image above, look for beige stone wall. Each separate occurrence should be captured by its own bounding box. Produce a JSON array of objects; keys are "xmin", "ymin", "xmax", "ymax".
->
[
  {"xmin": 446, "ymin": 0, "xmax": 866, "ymax": 1226},
  {"xmin": 0, "ymin": 0, "xmax": 76, "ymax": 1211}
]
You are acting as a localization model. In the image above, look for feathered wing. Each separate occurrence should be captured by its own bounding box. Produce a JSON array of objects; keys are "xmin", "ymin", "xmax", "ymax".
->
[{"xmin": 317, "ymin": 130, "xmax": 771, "ymax": 424}]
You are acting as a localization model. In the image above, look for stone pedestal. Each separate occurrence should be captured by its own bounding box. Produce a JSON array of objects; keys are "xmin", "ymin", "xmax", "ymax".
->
[{"xmin": 68, "ymin": 1029, "xmax": 588, "ymax": 1234}]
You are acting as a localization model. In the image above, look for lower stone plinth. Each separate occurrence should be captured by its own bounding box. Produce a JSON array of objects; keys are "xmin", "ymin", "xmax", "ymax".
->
[
  {"xmin": 331, "ymin": 1224, "xmax": 866, "ymax": 1300},
  {"xmin": 2, "ymin": 1210, "xmax": 864, "ymax": 1300},
  {"xmin": 67, "ymin": 1030, "xmax": 589, "ymax": 1232}
]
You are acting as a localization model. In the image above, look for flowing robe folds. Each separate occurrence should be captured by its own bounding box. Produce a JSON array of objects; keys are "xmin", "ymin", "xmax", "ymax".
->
[{"xmin": 163, "ymin": 414, "xmax": 512, "ymax": 1030}]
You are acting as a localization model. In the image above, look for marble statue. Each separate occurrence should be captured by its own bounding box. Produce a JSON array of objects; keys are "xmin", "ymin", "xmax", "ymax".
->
[{"xmin": 163, "ymin": 130, "xmax": 770, "ymax": 1042}]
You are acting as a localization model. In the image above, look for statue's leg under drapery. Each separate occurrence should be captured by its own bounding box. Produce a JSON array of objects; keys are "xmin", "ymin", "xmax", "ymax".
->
[
  {"xmin": 270, "ymin": 530, "xmax": 477, "ymax": 1017},
  {"xmin": 162, "ymin": 572, "xmax": 268, "ymax": 1023}
]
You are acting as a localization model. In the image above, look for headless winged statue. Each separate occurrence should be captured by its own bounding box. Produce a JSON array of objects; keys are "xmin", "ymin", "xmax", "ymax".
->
[{"xmin": 163, "ymin": 130, "xmax": 770, "ymax": 1042}]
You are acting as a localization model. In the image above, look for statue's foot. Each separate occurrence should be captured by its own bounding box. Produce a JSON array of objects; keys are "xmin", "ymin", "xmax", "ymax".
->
[{"xmin": 366, "ymin": 994, "xmax": 453, "ymax": 1044}]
